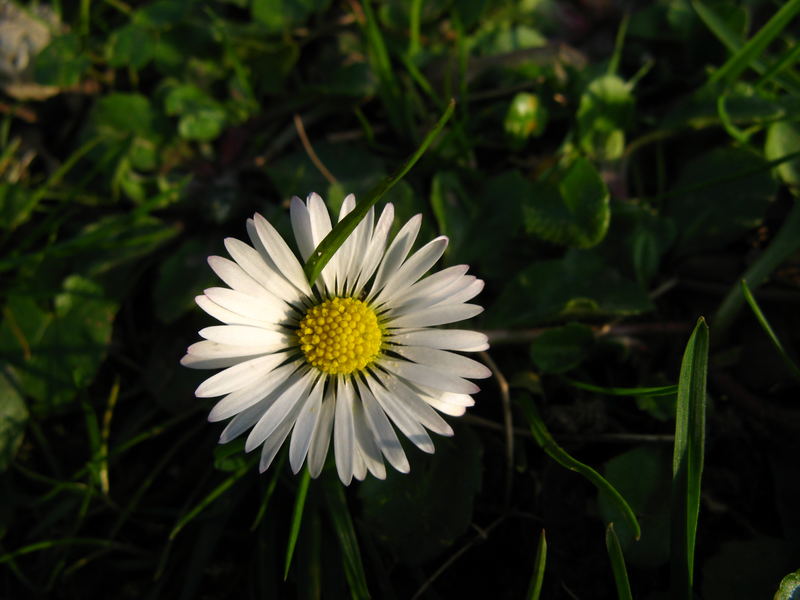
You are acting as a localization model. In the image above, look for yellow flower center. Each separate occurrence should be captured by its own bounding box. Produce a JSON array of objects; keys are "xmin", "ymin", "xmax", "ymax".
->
[{"xmin": 297, "ymin": 297, "xmax": 382, "ymax": 375}]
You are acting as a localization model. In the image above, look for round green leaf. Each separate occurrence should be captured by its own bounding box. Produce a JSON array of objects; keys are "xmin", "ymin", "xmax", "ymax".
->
[{"xmin": 530, "ymin": 322, "xmax": 594, "ymax": 374}]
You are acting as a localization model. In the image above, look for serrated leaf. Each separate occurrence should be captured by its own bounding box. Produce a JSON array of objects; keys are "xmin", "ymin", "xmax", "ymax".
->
[
  {"xmin": 524, "ymin": 158, "xmax": 610, "ymax": 248},
  {"xmin": 489, "ymin": 250, "xmax": 653, "ymax": 327},
  {"xmin": 530, "ymin": 323, "xmax": 594, "ymax": 374},
  {"xmin": 357, "ymin": 423, "xmax": 481, "ymax": 564}
]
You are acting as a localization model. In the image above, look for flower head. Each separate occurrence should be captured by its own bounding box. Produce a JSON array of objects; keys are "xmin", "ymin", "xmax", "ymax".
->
[{"xmin": 181, "ymin": 193, "xmax": 490, "ymax": 484}]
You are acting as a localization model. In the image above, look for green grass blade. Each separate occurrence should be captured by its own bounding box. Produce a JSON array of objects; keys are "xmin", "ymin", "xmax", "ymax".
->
[
  {"xmin": 527, "ymin": 529, "xmax": 547, "ymax": 600},
  {"xmin": 518, "ymin": 394, "xmax": 641, "ymax": 539},
  {"xmin": 670, "ymin": 317, "xmax": 709, "ymax": 600},
  {"xmin": 606, "ymin": 523, "xmax": 633, "ymax": 600},
  {"xmin": 323, "ymin": 474, "xmax": 370, "ymax": 599},
  {"xmin": 303, "ymin": 99, "xmax": 455, "ymax": 286},
  {"xmin": 740, "ymin": 279, "xmax": 800, "ymax": 382},
  {"xmin": 250, "ymin": 451, "xmax": 287, "ymax": 531},
  {"xmin": 714, "ymin": 200, "xmax": 800, "ymax": 336},
  {"xmin": 565, "ymin": 379, "xmax": 677, "ymax": 397},
  {"xmin": 697, "ymin": 0, "xmax": 800, "ymax": 90},
  {"xmin": 284, "ymin": 467, "xmax": 311, "ymax": 580},
  {"xmin": 168, "ymin": 456, "xmax": 255, "ymax": 540}
]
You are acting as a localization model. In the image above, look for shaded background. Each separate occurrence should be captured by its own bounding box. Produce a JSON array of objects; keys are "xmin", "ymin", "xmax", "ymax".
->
[{"xmin": 1, "ymin": 0, "xmax": 800, "ymax": 598}]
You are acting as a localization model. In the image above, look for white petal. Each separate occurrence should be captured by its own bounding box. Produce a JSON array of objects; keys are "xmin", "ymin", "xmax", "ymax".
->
[
  {"xmin": 250, "ymin": 213, "xmax": 313, "ymax": 297},
  {"xmin": 194, "ymin": 295, "xmax": 276, "ymax": 329},
  {"xmin": 378, "ymin": 358, "xmax": 479, "ymax": 395},
  {"xmin": 208, "ymin": 256, "xmax": 268, "ymax": 298},
  {"xmin": 352, "ymin": 204, "xmax": 394, "ymax": 296},
  {"xmin": 388, "ymin": 329, "xmax": 489, "ymax": 352},
  {"xmin": 259, "ymin": 417, "xmax": 295, "ymax": 473},
  {"xmin": 290, "ymin": 196, "xmax": 315, "ymax": 260},
  {"xmin": 307, "ymin": 390, "xmax": 335, "ymax": 478},
  {"xmin": 224, "ymin": 237, "xmax": 302, "ymax": 306},
  {"xmin": 372, "ymin": 369, "xmax": 454, "ymax": 437},
  {"xmin": 389, "ymin": 265, "xmax": 469, "ymax": 309},
  {"xmin": 245, "ymin": 369, "xmax": 317, "ymax": 452},
  {"xmin": 199, "ymin": 325, "xmax": 292, "ymax": 348},
  {"xmin": 343, "ymin": 204, "xmax": 374, "ymax": 292},
  {"xmin": 208, "ymin": 361, "xmax": 301, "ymax": 421},
  {"xmin": 364, "ymin": 373, "xmax": 434, "ymax": 453},
  {"xmin": 195, "ymin": 352, "xmax": 292, "ymax": 398},
  {"xmin": 306, "ymin": 193, "xmax": 336, "ymax": 292},
  {"xmin": 373, "ymin": 236, "xmax": 448, "ymax": 306},
  {"xmin": 351, "ymin": 395, "xmax": 386, "ymax": 479},
  {"xmin": 388, "ymin": 304, "xmax": 483, "ymax": 328},
  {"xmin": 334, "ymin": 194, "xmax": 356, "ymax": 294},
  {"xmin": 204, "ymin": 288, "xmax": 295, "ymax": 324},
  {"xmin": 388, "ymin": 274, "xmax": 480, "ymax": 316},
  {"xmin": 393, "ymin": 346, "xmax": 492, "ymax": 379},
  {"xmin": 333, "ymin": 378, "xmax": 356, "ymax": 485},
  {"xmin": 421, "ymin": 395, "xmax": 468, "ymax": 417},
  {"xmin": 180, "ymin": 339, "xmax": 269, "ymax": 369},
  {"xmin": 219, "ymin": 400, "xmax": 267, "ymax": 443},
  {"xmin": 357, "ymin": 380, "xmax": 409, "ymax": 473},
  {"xmin": 369, "ymin": 214, "xmax": 421, "ymax": 298},
  {"xmin": 430, "ymin": 278, "xmax": 484, "ymax": 307},
  {"xmin": 289, "ymin": 376, "xmax": 326, "ymax": 473},
  {"xmin": 351, "ymin": 446, "xmax": 367, "ymax": 481}
]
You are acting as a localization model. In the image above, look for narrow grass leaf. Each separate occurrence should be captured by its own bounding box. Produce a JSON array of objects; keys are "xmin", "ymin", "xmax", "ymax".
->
[
  {"xmin": 284, "ymin": 467, "xmax": 311, "ymax": 580},
  {"xmin": 0, "ymin": 537, "xmax": 142, "ymax": 565},
  {"xmin": 714, "ymin": 200, "xmax": 800, "ymax": 336},
  {"xmin": 696, "ymin": 0, "xmax": 800, "ymax": 91},
  {"xmin": 606, "ymin": 523, "xmax": 633, "ymax": 600},
  {"xmin": 303, "ymin": 99, "xmax": 455, "ymax": 285},
  {"xmin": 670, "ymin": 317, "xmax": 709, "ymax": 600},
  {"xmin": 518, "ymin": 394, "xmax": 641, "ymax": 539},
  {"xmin": 565, "ymin": 379, "xmax": 677, "ymax": 397},
  {"xmin": 527, "ymin": 529, "xmax": 547, "ymax": 600},
  {"xmin": 168, "ymin": 456, "xmax": 255, "ymax": 540},
  {"xmin": 741, "ymin": 279, "xmax": 800, "ymax": 382},
  {"xmin": 323, "ymin": 474, "xmax": 371, "ymax": 599},
  {"xmin": 250, "ymin": 451, "xmax": 286, "ymax": 531}
]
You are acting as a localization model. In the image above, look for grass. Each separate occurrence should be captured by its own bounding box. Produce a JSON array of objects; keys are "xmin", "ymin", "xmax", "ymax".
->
[{"xmin": 2, "ymin": 0, "xmax": 800, "ymax": 598}]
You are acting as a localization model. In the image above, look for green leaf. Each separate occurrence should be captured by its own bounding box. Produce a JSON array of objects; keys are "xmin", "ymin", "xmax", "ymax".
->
[
  {"xmin": 566, "ymin": 379, "xmax": 678, "ymax": 397},
  {"xmin": 527, "ymin": 529, "xmax": 547, "ymax": 600},
  {"xmin": 284, "ymin": 468, "xmax": 311, "ymax": 580},
  {"xmin": 530, "ymin": 323, "xmax": 594, "ymax": 374},
  {"xmin": 666, "ymin": 146, "xmax": 775, "ymax": 254},
  {"xmin": 606, "ymin": 523, "xmax": 634, "ymax": 600},
  {"xmin": 766, "ymin": 121, "xmax": 800, "ymax": 190},
  {"xmin": 524, "ymin": 157, "xmax": 610, "ymax": 248},
  {"xmin": 518, "ymin": 393, "xmax": 641, "ymax": 539},
  {"xmin": 430, "ymin": 171, "xmax": 475, "ymax": 260},
  {"xmin": 107, "ymin": 24, "xmax": 155, "ymax": 69},
  {"xmin": 0, "ymin": 370, "xmax": 28, "ymax": 471},
  {"xmin": 740, "ymin": 279, "xmax": 800, "ymax": 382},
  {"xmin": 323, "ymin": 475, "xmax": 371, "ymax": 599},
  {"xmin": 599, "ymin": 446, "xmax": 672, "ymax": 566},
  {"xmin": 670, "ymin": 317, "xmax": 709, "ymax": 600},
  {"xmin": 164, "ymin": 85, "xmax": 227, "ymax": 142},
  {"xmin": 576, "ymin": 74, "xmax": 634, "ymax": 160},
  {"xmin": 153, "ymin": 237, "xmax": 220, "ymax": 323},
  {"xmin": 714, "ymin": 201, "xmax": 800, "ymax": 336},
  {"xmin": 358, "ymin": 423, "xmax": 482, "ymax": 564},
  {"xmin": 92, "ymin": 93, "xmax": 159, "ymax": 139},
  {"xmin": 303, "ymin": 99, "xmax": 454, "ymax": 285},
  {"xmin": 251, "ymin": 0, "xmax": 327, "ymax": 32},
  {"xmin": 774, "ymin": 568, "xmax": 800, "ymax": 600},
  {"xmin": 33, "ymin": 33, "xmax": 90, "ymax": 87},
  {"xmin": 489, "ymin": 250, "xmax": 653, "ymax": 327},
  {"xmin": 0, "ymin": 184, "xmax": 38, "ymax": 232}
]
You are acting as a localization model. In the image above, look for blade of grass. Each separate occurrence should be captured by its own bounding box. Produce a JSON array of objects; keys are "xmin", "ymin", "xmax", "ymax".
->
[
  {"xmin": 740, "ymin": 279, "xmax": 800, "ymax": 382},
  {"xmin": 607, "ymin": 13, "xmax": 630, "ymax": 76},
  {"xmin": 0, "ymin": 538, "xmax": 142, "ymax": 565},
  {"xmin": 714, "ymin": 200, "xmax": 800, "ymax": 336},
  {"xmin": 606, "ymin": 523, "xmax": 633, "ymax": 600},
  {"xmin": 407, "ymin": 0, "xmax": 423, "ymax": 57},
  {"xmin": 250, "ymin": 451, "xmax": 287, "ymax": 531},
  {"xmin": 284, "ymin": 467, "xmax": 311, "ymax": 580},
  {"xmin": 527, "ymin": 529, "xmax": 547, "ymax": 600},
  {"xmin": 565, "ymin": 379, "xmax": 677, "ymax": 397},
  {"xmin": 756, "ymin": 42, "xmax": 800, "ymax": 90},
  {"xmin": 670, "ymin": 317, "xmax": 709, "ymax": 600},
  {"xmin": 303, "ymin": 99, "xmax": 455, "ymax": 286},
  {"xmin": 323, "ymin": 473, "xmax": 370, "ymax": 599},
  {"xmin": 518, "ymin": 394, "xmax": 641, "ymax": 539},
  {"xmin": 168, "ymin": 456, "xmax": 255, "ymax": 540},
  {"xmin": 695, "ymin": 0, "xmax": 800, "ymax": 91}
]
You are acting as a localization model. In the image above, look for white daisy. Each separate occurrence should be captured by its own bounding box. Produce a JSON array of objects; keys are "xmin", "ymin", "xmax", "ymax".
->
[{"xmin": 181, "ymin": 192, "xmax": 490, "ymax": 484}]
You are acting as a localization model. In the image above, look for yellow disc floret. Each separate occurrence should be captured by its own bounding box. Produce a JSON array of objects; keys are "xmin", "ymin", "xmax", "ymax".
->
[{"xmin": 297, "ymin": 297, "xmax": 382, "ymax": 375}]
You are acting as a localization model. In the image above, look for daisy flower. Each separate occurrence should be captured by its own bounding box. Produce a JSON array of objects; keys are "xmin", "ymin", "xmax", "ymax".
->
[{"xmin": 181, "ymin": 193, "xmax": 490, "ymax": 484}]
